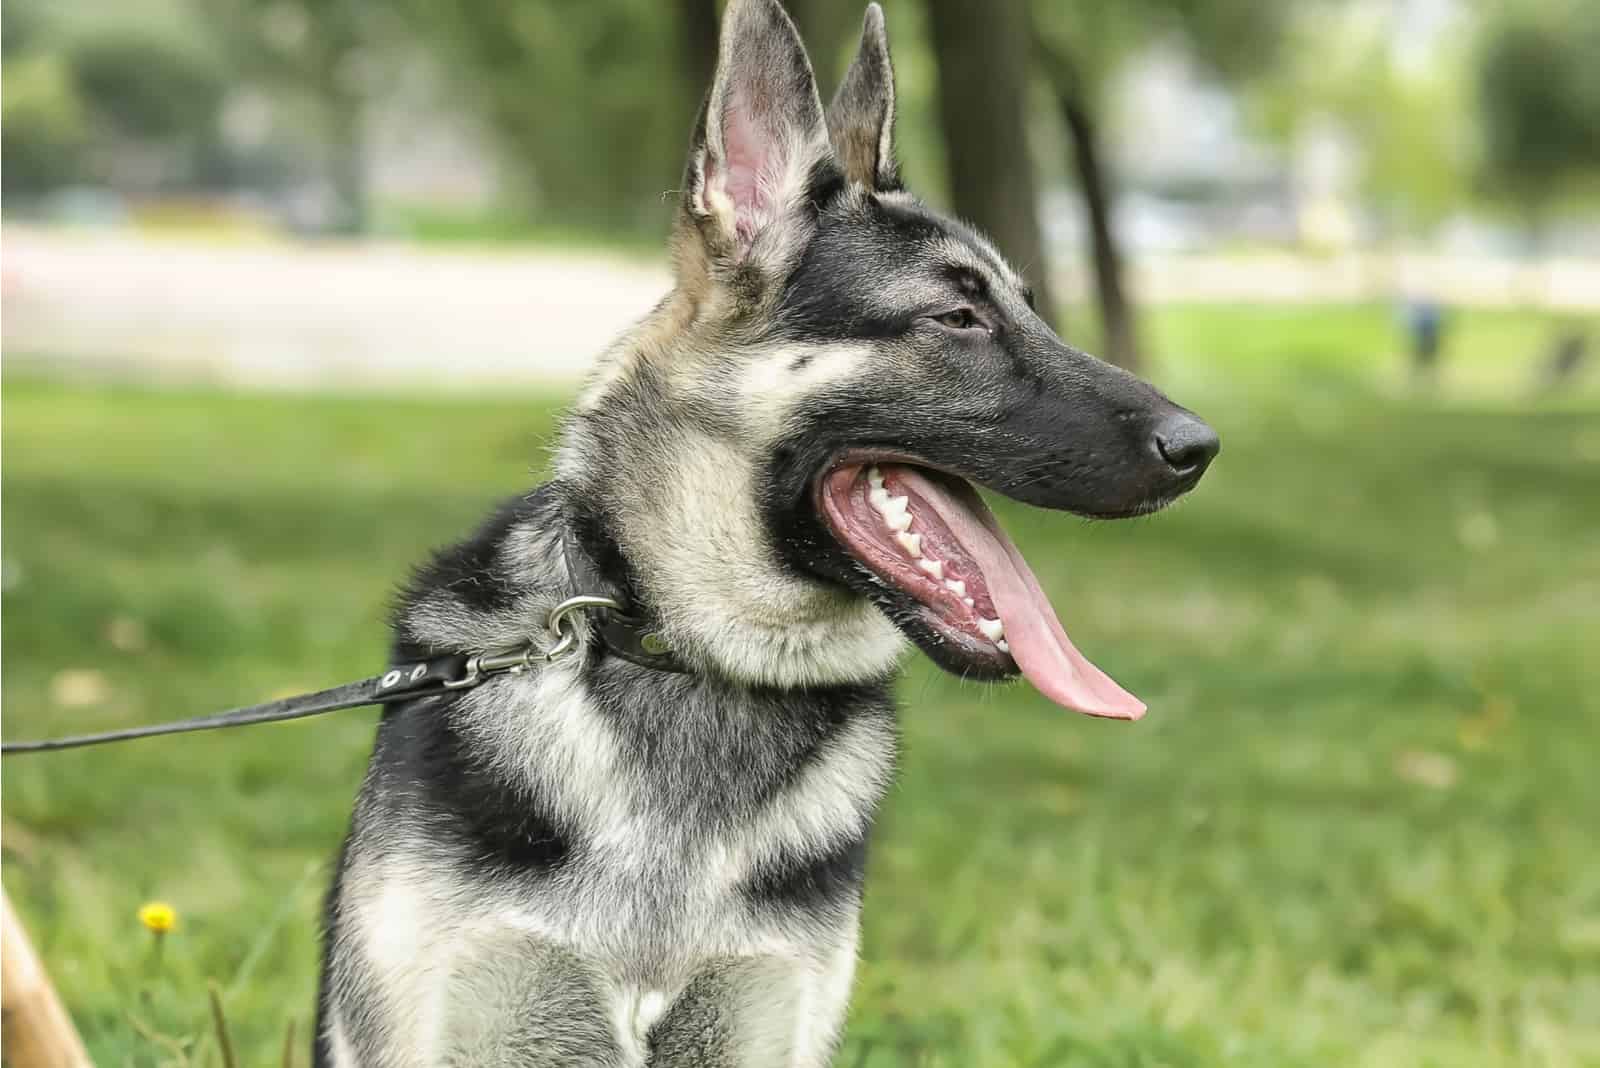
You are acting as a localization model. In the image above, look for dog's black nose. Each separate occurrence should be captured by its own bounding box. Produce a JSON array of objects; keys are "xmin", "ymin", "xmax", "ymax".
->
[{"xmin": 1153, "ymin": 412, "xmax": 1220, "ymax": 478}]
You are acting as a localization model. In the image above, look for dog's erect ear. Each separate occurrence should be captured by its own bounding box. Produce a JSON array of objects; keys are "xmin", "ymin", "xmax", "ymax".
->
[
  {"xmin": 827, "ymin": 4, "xmax": 899, "ymax": 191},
  {"xmin": 685, "ymin": 0, "xmax": 832, "ymax": 262}
]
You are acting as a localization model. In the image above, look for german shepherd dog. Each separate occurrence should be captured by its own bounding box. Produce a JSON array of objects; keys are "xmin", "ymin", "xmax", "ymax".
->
[{"xmin": 316, "ymin": 1, "xmax": 1218, "ymax": 1063}]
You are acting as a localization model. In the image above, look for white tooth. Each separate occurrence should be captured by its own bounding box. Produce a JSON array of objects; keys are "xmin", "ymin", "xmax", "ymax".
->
[
  {"xmin": 868, "ymin": 466, "xmax": 884, "ymax": 488},
  {"xmin": 977, "ymin": 617, "xmax": 1005, "ymax": 642},
  {"xmin": 918, "ymin": 558, "xmax": 944, "ymax": 580},
  {"xmin": 945, "ymin": 579, "xmax": 966, "ymax": 597},
  {"xmin": 963, "ymin": 596, "xmax": 975, "ymax": 607},
  {"xmin": 997, "ymin": 639, "xmax": 1010, "ymax": 653},
  {"xmin": 886, "ymin": 511, "xmax": 913, "ymax": 532},
  {"xmin": 882, "ymin": 494, "xmax": 909, "ymax": 517},
  {"xmin": 868, "ymin": 486, "xmax": 891, "ymax": 511},
  {"xmin": 896, "ymin": 532, "xmax": 922, "ymax": 557}
]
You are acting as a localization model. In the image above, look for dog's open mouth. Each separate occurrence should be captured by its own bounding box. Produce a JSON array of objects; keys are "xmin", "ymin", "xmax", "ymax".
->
[{"xmin": 816, "ymin": 462, "xmax": 1146, "ymax": 720}]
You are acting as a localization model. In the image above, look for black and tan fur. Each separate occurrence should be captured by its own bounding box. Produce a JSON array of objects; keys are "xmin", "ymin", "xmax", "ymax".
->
[{"xmin": 316, "ymin": 2, "xmax": 1217, "ymax": 1064}]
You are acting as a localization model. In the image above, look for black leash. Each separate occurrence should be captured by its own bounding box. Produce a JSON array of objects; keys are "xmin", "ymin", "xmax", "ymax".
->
[
  {"xmin": 2, "ymin": 578, "xmax": 685, "ymax": 755},
  {"xmin": 1, "ymin": 652, "xmax": 473, "ymax": 754}
]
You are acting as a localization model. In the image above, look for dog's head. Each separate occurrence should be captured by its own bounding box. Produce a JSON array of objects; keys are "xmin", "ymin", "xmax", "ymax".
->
[{"xmin": 563, "ymin": 0, "xmax": 1217, "ymax": 716}]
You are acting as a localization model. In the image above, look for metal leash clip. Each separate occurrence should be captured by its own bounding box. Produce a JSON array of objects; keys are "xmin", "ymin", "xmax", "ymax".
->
[{"xmin": 443, "ymin": 594, "xmax": 623, "ymax": 690}]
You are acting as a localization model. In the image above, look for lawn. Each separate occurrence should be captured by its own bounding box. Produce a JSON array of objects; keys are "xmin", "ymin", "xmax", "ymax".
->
[{"xmin": 3, "ymin": 302, "xmax": 1599, "ymax": 1067}]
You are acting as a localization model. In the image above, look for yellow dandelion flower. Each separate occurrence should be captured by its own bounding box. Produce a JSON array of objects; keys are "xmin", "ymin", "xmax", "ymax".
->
[{"xmin": 139, "ymin": 901, "xmax": 177, "ymax": 934}]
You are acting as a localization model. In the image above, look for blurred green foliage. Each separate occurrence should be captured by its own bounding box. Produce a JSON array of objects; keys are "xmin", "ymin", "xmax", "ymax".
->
[
  {"xmin": 1477, "ymin": 0, "xmax": 1600, "ymax": 219},
  {"xmin": 201, "ymin": 0, "xmax": 376, "ymax": 230},
  {"xmin": 1033, "ymin": 0, "xmax": 1290, "ymax": 111},
  {"xmin": 69, "ymin": 29, "xmax": 224, "ymax": 143},
  {"xmin": 395, "ymin": 0, "xmax": 703, "ymax": 233},
  {"xmin": 1248, "ymin": 2, "xmax": 1478, "ymax": 237},
  {"xmin": 4, "ymin": 0, "xmax": 1600, "ymax": 244},
  {"xmin": 1, "ymin": 53, "xmax": 93, "ymax": 194},
  {"xmin": 387, "ymin": 0, "xmax": 956, "ymax": 235},
  {"xmin": 1, "ymin": 0, "xmax": 231, "ymax": 199}
]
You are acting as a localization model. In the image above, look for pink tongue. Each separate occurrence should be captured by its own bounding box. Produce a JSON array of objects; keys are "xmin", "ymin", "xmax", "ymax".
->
[{"xmin": 895, "ymin": 469, "xmax": 1147, "ymax": 721}]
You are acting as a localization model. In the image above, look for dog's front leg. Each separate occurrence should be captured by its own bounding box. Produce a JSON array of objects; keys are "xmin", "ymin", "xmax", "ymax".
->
[{"xmin": 646, "ymin": 935, "xmax": 860, "ymax": 1068}]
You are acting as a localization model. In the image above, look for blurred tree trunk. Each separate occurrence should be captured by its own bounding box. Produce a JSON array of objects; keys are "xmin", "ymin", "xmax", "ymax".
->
[
  {"xmin": 308, "ymin": 24, "xmax": 366, "ymax": 235},
  {"xmin": 210, "ymin": 0, "xmax": 371, "ymax": 234},
  {"xmin": 314, "ymin": 0, "xmax": 367, "ymax": 234},
  {"xmin": 675, "ymin": 0, "xmax": 719, "ymax": 109},
  {"xmin": 787, "ymin": 0, "xmax": 855, "ymax": 84},
  {"xmin": 925, "ymin": 0, "xmax": 1058, "ymax": 328},
  {"xmin": 1034, "ymin": 40, "xmax": 1141, "ymax": 371},
  {"xmin": 326, "ymin": 100, "xmax": 367, "ymax": 235}
]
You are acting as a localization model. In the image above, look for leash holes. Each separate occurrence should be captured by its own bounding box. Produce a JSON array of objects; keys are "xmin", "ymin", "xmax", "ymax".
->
[{"xmin": 380, "ymin": 670, "xmax": 402, "ymax": 689}]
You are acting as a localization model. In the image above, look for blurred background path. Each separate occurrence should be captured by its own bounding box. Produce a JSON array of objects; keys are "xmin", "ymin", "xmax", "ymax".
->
[
  {"xmin": 6, "ymin": 226, "xmax": 1598, "ymax": 389},
  {"xmin": 2, "ymin": 227, "xmax": 669, "ymax": 387}
]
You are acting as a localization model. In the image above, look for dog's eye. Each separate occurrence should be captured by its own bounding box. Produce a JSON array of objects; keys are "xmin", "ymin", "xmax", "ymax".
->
[{"xmin": 934, "ymin": 308, "xmax": 983, "ymax": 332}]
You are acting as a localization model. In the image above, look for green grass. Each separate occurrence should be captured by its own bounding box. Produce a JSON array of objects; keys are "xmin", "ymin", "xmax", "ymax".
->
[{"xmin": 4, "ymin": 302, "xmax": 1599, "ymax": 1066}]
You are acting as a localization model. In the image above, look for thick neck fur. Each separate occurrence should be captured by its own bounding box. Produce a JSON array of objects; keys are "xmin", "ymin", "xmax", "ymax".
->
[
  {"xmin": 388, "ymin": 483, "xmax": 899, "ymax": 927},
  {"xmin": 554, "ymin": 274, "xmax": 905, "ymax": 690}
]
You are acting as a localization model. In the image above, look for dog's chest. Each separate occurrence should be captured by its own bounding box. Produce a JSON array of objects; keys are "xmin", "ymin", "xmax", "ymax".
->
[
  {"xmin": 424, "ymin": 665, "xmax": 895, "ymax": 957},
  {"xmin": 337, "ymin": 675, "xmax": 893, "ymax": 1063},
  {"xmin": 456, "ymin": 667, "xmax": 894, "ymax": 866}
]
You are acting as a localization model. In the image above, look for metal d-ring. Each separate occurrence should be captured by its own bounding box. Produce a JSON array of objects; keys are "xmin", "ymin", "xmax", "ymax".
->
[
  {"xmin": 444, "ymin": 594, "xmax": 624, "ymax": 689},
  {"xmin": 542, "ymin": 594, "xmax": 624, "ymax": 662}
]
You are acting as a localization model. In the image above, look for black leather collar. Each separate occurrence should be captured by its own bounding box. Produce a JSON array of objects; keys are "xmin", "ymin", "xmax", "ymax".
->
[{"xmin": 561, "ymin": 531, "xmax": 688, "ymax": 674}]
